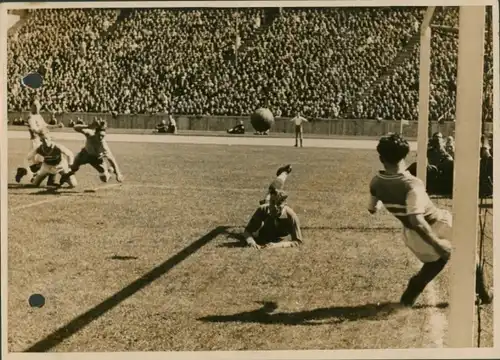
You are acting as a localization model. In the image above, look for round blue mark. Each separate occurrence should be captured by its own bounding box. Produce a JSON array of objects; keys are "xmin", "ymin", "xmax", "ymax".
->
[
  {"xmin": 29, "ymin": 294, "xmax": 45, "ymax": 308},
  {"xmin": 21, "ymin": 72, "xmax": 44, "ymax": 89}
]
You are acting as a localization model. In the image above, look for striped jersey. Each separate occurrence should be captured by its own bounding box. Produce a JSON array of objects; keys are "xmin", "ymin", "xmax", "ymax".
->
[
  {"xmin": 368, "ymin": 170, "xmax": 444, "ymax": 228},
  {"xmin": 36, "ymin": 144, "xmax": 65, "ymax": 166}
]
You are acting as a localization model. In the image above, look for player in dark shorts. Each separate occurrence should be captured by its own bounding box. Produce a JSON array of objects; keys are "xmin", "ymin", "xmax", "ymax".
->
[
  {"xmin": 369, "ymin": 133, "xmax": 492, "ymax": 306},
  {"xmin": 260, "ymin": 164, "xmax": 293, "ymax": 205},
  {"xmin": 60, "ymin": 118, "xmax": 123, "ymax": 185},
  {"xmin": 244, "ymin": 189, "xmax": 303, "ymax": 249}
]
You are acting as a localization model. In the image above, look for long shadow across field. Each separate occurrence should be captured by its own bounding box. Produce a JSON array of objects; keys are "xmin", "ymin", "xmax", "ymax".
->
[
  {"xmin": 24, "ymin": 226, "xmax": 228, "ymax": 352},
  {"xmin": 198, "ymin": 301, "xmax": 449, "ymax": 326}
]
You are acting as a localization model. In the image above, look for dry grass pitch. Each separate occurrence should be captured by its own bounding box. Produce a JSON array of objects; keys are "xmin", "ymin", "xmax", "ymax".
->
[{"xmin": 6, "ymin": 134, "xmax": 493, "ymax": 352}]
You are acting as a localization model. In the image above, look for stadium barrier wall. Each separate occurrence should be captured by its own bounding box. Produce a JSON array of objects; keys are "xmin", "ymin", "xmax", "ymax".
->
[{"xmin": 7, "ymin": 112, "xmax": 493, "ymax": 138}]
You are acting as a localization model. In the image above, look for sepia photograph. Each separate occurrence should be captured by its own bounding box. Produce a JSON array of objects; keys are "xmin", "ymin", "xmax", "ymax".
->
[{"xmin": 1, "ymin": 1, "xmax": 497, "ymax": 356}]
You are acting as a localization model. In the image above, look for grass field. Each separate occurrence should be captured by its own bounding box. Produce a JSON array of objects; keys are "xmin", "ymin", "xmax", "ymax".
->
[{"xmin": 6, "ymin": 133, "xmax": 494, "ymax": 352}]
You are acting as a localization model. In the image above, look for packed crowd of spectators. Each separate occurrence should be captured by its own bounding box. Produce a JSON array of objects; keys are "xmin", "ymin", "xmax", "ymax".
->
[
  {"xmin": 359, "ymin": 7, "xmax": 494, "ymax": 122},
  {"xmin": 7, "ymin": 6, "xmax": 494, "ymax": 122}
]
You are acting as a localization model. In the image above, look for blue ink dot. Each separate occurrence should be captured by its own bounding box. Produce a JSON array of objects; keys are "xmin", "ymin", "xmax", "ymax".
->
[
  {"xmin": 21, "ymin": 72, "xmax": 44, "ymax": 89},
  {"xmin": 29, "ymin": 294, "xmax": 45, "ymax": 308}
]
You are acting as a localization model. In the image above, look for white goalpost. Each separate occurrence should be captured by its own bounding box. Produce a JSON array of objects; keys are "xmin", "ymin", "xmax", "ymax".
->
[{"xmin": 417, "ymin": 6, "xmax": 487, "ymax": 348}]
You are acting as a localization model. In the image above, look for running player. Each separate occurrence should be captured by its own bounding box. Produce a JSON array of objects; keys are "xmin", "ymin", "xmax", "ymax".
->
[
  {"xmin": 368, "ymin": 133, "xmax": 492, "ymax": 307},
  {"xmin": 260, "ymin": 164, "xmax": 293, "ymax": 205},
  {"xmin": 15, "ymin": 99, "xmax": 63, "ymax": 185},
  {"xmin": 244, "ymin": 189, "xmax": 303, "ymax": 249},
  {"xmin": 26, "ymin": 131, "xmax": 77, "ymax": 188},
  {"xmin": 60, "ymin": 118, "xmax": 123, "ymax": 185}
]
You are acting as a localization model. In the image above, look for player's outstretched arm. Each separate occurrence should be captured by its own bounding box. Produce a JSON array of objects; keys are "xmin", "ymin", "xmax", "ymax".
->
[
  {"xmin": 243, "ymin": 208, "xmax": 266, "ymax": 249},
  {"xmin": 368, "ymin": 195, "xmax": 382, "ymax": 214},
  {"xmin": 58, "ymin": 144, "xmax": 75, "ymax": 166},
  {"xmin": 73, "ymin": 124, "xmax": 92, "ymax": 135},
  {"xmin": 103, "ymin": 143, "xmax": 123, "ymax": 182},
  {"xmin": 243, "ymin": 230, "xmax": 261, "ymax": 249},
  {"xmin": 46, "ymin": 123, "xmax": 64, "ymax": 129}
]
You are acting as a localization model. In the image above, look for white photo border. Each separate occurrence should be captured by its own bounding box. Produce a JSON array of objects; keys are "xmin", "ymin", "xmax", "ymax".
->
[{"xmin": 1, "ymin": 0, "xmax": 499, "ymax": 358}]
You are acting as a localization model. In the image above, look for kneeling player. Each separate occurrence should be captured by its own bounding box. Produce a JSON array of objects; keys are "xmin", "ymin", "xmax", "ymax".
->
[
  {"xmin": 26, "ymin": 132, "xmax": 77, "ymax": 188},
  {"xmin": 244, "ymin": 189, "xmax": 303, "ymax": 249},
  {"xmin": 260, "ymin": 164, "xmax": 293, "ymax": 205},
  {"xmin": 368, "ymin": 133, "xmax": 492, "ymax": 307},
  {"xmin": 60, "ymin": 118, "xmax": 123, "ymax": 185},
  {"xmin": 16, "ymin": 100, "xmax": 63, "ymax": 185}
]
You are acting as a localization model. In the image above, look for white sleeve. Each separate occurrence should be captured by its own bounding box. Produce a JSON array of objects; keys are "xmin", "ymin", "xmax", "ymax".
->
[{"xmin": 406, "ymin": 185, "xmax": 429, "ymax": 215}]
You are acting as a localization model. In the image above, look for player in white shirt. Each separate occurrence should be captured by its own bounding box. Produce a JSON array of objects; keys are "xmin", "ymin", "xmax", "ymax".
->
[
  {"xmin": 15, "ymin": 100, "xmax": 62, "ymax": 185},
  {"xmin": 369, "ymin": 133, "xmax": 492, "ymax": 307},
  {"xmin": 290, "ymin": 112, "xmax": 308, "ymax": 147}
]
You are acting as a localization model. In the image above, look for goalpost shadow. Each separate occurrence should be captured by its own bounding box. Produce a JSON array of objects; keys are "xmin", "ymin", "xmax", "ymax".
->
[{"xmin": 23, "ymin": 225, "xmax": 229, "ymax": 352}]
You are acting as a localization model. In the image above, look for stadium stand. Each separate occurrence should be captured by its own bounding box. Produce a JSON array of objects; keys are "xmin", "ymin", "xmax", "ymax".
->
[{"xmin": 7, "ymin": 7, "xmax": 494, "ymax": 122}]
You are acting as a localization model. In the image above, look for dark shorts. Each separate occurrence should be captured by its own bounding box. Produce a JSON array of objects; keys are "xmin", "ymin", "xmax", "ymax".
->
[
  {"xmin": 295, "ymin": 125, "xmax": 302, "ymax": 134},
  {"xmin": 73, "ymin": 149, "xmax": 106, "ymax": 173},
  {"xmin": 254, "ymin": 227, "xmax": 287, "ymax": 245}
]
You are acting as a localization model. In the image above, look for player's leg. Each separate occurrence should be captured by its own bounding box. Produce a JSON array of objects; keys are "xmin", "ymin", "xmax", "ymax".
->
[
  {"xmin": 16, "ymin": 138, "xmax": 42, "ymax": 183},
  {"xmin": 299, "ymin": 127, "xmax": 304, "ymax": 147},
  {"xmin": 400, "ymin": 258, "xmax": 448, "ymax": 307},
  {"xmin": 46, "ymin": 173, "xmax": 57, "ymax": 186},
  {"xmin": 57, "ymin": 159, "xmax": 77, "ymax": 188},
  {"xmin": 59, "ymin": 149, "xmax": 88, "ymax": 185},
  {"xmin": 89, "ymin": 157, "xmax": 111, "ymax": 182},
  {"xmin": 260, "ymin": 164, "xmax": 293, "ymax": 205},
  {"xmin": 294, "ymin": 126, "xmax": 300, "ymax": 147},
  {"xmin": 31, "ymin": 163, "xmax": 51, "ymax": 187},
  {"xmin": 400, "ymin": 225, "xmax": 450, "ymax": 306}
]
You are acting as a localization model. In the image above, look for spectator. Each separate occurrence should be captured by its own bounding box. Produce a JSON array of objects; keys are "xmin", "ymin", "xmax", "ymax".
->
[{"xmin": 6, "ymin": 7, "xmax": 493, "ymax": 124}]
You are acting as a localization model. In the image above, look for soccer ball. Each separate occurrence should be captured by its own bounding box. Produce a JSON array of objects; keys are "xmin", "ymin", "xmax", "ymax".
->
[{"xmin": 251, "ymin": 108, "xmax": 274, "ymax": 133}]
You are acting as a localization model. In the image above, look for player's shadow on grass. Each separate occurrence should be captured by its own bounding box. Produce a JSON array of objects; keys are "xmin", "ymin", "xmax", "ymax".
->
[
  {"xmin": 7, "ymin": 183, "xmax": 79, "ymax": 196},
  {"xmin": 23, "ymin": 225, "xmax": 228, "ymax": 352},
  {"xmin": 198, "ymin": 301, "xmax": 449, "ymax": 326},
  {"xmin": 29, "ymin": 188, "xmax": 80, "ymax": 195},
  {"xmin": 218, "ymin": 229, "xmax": 247, "ymax": 248},
  {"xmin": 108, "ymin": 255, "xmax": 139, "ymax": 261}
]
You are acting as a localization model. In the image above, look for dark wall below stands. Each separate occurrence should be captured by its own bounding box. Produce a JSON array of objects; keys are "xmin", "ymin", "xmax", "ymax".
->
[{"xmin": 7, "ymin": 112, "xmax": 493, "ymax": 138}]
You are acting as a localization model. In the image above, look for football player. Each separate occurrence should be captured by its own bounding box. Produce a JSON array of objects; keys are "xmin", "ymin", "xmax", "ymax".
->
[
  {"xmin": 26, "ymin": 131, "xmax": 77, "ymax": 188},
  {"xmin": 368, "ymin": 133, "xmax": 492, "ymax": 307},
  {"xmin": 244, "ymin": 189, "xmax": 303, "ymax": 249},
  {"xmin": 60, "ymin": 118, "xmax": 123, "ymax": 185},
  {"xmin": 15, "ymin": 99, "xmax": 63, "ymax": 185}
]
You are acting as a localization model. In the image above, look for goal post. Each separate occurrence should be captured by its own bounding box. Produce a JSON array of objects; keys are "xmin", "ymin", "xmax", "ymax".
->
[
  {"xmin": 416, "ymin": 6, "xmax": 436, "ymax": 185},
  {"xmin": 446, "ymin": 6, "xmax": 486, "ymax": 348},
  {"xmin": 417, "ymin": 6, "xmax": 487, "ymax": 348},
  {"xmin": 419, "ymin": 5, "xmax": 488, "ymax": 348}
]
